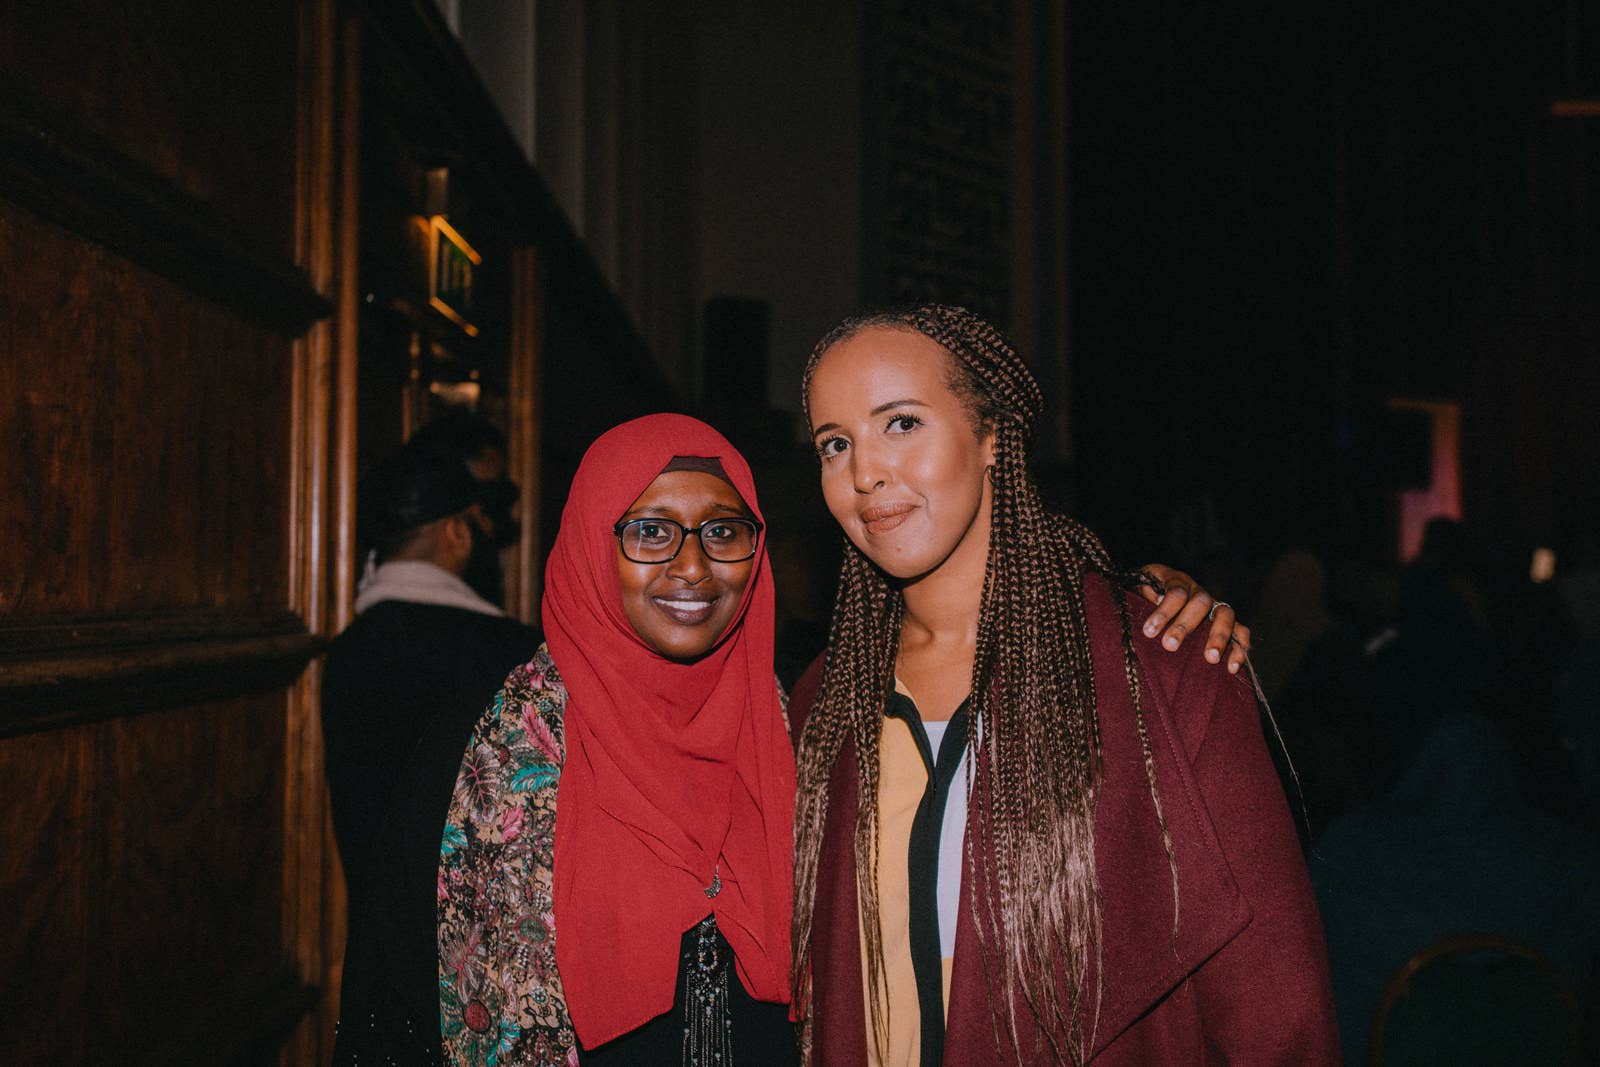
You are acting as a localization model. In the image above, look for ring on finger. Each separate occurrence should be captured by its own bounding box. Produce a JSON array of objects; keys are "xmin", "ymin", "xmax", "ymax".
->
[{"xmin": 1207, "ymin": 599, "xmax": 1231, "ymax": 622}]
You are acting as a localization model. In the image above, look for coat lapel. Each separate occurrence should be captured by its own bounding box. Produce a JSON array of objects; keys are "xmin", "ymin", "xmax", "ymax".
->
[
  {"xmin": 811, "ymin": 733, "xmax": 870, "ymax": 1066},
  {"xmin": 943, "ymin": 578, "xmax": 1252, "ymax": 1062}
]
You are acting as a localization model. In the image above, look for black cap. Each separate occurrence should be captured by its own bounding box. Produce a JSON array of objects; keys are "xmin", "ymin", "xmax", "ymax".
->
[{"xmin": 357, "ymin": 440, "xmax": 480, "ymax": 550}]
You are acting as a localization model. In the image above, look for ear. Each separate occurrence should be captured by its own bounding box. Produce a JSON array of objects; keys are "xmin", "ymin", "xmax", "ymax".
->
[
  {"xmin": 436, "ymin": 512, "xmax": 475, "ymax": 571},
  {"xmin": 445, "ymin": 512, "xmax": 473, "ymax": 548},
  {"xmin": 980, "ymin": 425, "xmax": 998, "ymax": 470}
]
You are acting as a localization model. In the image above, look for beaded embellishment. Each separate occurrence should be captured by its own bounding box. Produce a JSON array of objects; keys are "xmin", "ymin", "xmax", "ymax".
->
[{"xmin": 683, "ymin": 915, "xmax": 733, "ymax": 1066}]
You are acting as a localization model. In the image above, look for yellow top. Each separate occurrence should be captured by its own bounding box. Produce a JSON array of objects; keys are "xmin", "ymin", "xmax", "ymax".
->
[{"xmin": 859, "ymin": 679, "xmax": 957, "ymax": 1067}]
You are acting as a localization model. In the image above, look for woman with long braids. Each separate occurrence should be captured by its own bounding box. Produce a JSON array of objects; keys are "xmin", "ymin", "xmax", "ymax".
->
[{"xmin": 790, "ymin": 306, "xmax": 1337, "ymax": 1065}]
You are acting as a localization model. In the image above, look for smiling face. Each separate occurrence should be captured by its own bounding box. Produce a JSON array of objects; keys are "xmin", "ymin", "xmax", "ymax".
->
[
  {"xmin": 616, "ymin": 469, "xmax": 758, "ymax": 660},
  {"xmin": 808, "ymin": 326, "xmax": 997, "ymax": 582}
]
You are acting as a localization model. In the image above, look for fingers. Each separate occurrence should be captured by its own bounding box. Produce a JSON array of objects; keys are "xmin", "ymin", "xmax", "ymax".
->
[
  {"xmin": 1163, "ymin": 587, "xmax": 1215, "ymax": 653},
  {"xmin": 1140, "ymin": 569, "xmax": 1194, "ymax": 644},
  {"xmin": 1137, "ymin": 563, "xmax": 1174, "ymax": 606},
  {"xmin": 1225, "ymin": 622, "xmax": 1252, "ymax": 673},
  {"xmin": 1201, "ymin": 600, "xmax": 1236, "ymax": 667}
]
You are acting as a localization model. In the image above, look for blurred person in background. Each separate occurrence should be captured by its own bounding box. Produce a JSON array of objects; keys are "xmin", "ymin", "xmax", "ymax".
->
[{"xmin": 327, "ymin": 435, "xmax": 539, "ymax": 1066}]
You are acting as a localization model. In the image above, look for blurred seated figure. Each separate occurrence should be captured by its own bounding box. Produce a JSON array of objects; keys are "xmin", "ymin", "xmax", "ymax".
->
[
  {"xmin": 1311, "ymin": 714, "xmax": 1600, "ymax": 1064},
  {"xmin": 1251, "ymin": 549, "xmax": 1334, "ymax": 703},
  {"xmin": 1374, "ymin": 519, "xmax": 1493, "ymax": 775},
  {"xmin": 1557, "ymin": 533, "xmax": 1600, "ymax": 827},
  {"xmin": 1369, "ymin": 935, "xmax": 1580, "ymax": 1065},
  {"xmin": 1271, "ymin": 557, "xmax": 1397, "ymax": 843}
]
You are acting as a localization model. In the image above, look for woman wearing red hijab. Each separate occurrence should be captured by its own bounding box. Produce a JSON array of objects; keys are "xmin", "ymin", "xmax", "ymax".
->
[{"xmin": 438, "ymin": 414, "xmax": 799, "ymax": 1065}]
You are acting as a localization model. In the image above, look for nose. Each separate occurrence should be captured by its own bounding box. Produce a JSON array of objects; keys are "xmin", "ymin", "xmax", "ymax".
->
[
  {"xmin": 665, "ymin": 534, "xmax": 712, "ymax": 582},
  {"xmin": 850, "ymin": 440, "xmax": 888, "ymax": 494}
]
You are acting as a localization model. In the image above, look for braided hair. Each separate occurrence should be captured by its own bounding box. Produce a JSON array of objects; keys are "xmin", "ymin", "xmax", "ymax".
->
[{"xmin": 791, "ymin": 305, "xmax": 1176, "ymax": 1064}]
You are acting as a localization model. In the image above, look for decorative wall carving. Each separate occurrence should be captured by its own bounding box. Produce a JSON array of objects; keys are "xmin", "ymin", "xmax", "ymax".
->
[{"xmin": 864, "ymin": 0, "xmax": 1014, "ymax": 323}]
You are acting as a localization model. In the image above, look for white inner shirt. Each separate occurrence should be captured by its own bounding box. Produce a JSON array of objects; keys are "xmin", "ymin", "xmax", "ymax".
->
[{"xmin": 920, "ymin": 718, "xmax": 968, "ymax": 960}]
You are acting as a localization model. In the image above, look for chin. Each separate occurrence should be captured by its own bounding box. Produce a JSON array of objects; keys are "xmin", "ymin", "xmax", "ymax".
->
[
  {"xmin": 647, "ymin": 617, "xmax": 739, "ymax": 661},
  {"xmin": 851, "ymin": 535, "xmax": 941, "ymax": 582},
  {"xmin": 645, "ymin": 633, "xmax": 711, "ymax": 661}
]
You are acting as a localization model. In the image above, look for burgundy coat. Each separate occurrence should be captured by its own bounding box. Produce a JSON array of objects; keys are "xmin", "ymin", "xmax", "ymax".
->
[{"xmin": 791, "ymin": 575, "xmax": 1340, "ymax": 1065}]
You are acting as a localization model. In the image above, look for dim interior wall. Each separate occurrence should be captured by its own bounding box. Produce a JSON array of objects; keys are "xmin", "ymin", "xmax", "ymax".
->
[
  {"xmin": 694, "ymin": 0, "xmax": 864, "ymax": 422},
  {"xmin": 456, "ymin": 0, "xmax": 701, "ymax": 401}
]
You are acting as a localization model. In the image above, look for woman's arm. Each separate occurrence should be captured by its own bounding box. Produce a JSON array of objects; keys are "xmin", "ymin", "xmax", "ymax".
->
[{"xmin": 438, "ymin": 656, "xmax": 575, "ymax": 1065}]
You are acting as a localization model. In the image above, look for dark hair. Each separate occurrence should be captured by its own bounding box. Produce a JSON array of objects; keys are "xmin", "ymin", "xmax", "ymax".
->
[
  {"xmin": 792, "ymin": 305, "xmax": 1175, "ymax": 1063},
  {"xmin": 406, "ymin": 410, "xmax": 507, "ymax": 462},
  {"xmin": 357, "ymin": 440, "xmax": 479, "ymax": 561}
]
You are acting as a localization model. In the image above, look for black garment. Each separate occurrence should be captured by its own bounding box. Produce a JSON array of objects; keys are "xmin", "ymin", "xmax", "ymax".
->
[
  {"xmin": 325, "ymin": 599, "xmax": 539, "ymax": 1067},
  {"xmin": 578, "ymin": 919, "xmax": 799, "ymax": 1067}
]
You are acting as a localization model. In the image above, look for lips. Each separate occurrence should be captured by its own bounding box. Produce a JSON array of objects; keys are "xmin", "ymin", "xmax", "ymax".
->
[
  {"xmin": 859, "ymin": 502, "xmax": 915, "ymax": 534},
  {"xmin": 651, "ymin": 592, "xmax": 720, "ymax": 625}
]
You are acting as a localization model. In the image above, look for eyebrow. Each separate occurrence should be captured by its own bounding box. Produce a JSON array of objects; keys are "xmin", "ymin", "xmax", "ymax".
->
[
  {"xmin": 623, "ymin": 502, "xmax": 749, "ymax": 520},
  {"xmin": 811, "ymin": 398, "xmax": 929, "ymax": 438}
]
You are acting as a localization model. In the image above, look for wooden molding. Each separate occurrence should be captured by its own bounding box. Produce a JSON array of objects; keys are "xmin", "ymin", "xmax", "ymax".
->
[
  {"xmin": 280, "ymin": 2, "xmax": 347, "ymax": 1064},
  {"xmin": 332, "ymin": 10, "xmax": 363, "ymax": 639},
  {"xmin": 506, "ymin": 246, "xmax": 543, "ymax": 622},
  {"xmin": 0, "ymin": 76, "xmax": 332, "ymax": 338},
  {"xmin": 0, "ymin": 611, "xmax": 323, "ymax": 738}
]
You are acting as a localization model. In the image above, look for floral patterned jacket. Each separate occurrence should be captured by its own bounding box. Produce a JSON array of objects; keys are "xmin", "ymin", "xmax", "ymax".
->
[
  {"xmin": 439, "ymin": 645, "xmax": 576, "ymax": 1066},
  {"xmin": 436, "ymin": 644, "xmax": 790, "ymax": 1066}
]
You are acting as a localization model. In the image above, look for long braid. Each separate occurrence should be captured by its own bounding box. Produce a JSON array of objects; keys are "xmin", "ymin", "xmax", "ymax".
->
[
  {"xmin": 791, "ymin": 535, "xmax": 903, "ymax": 1050},
  {"xmin": 791, "ymin": 305, "xmax": 1177, "ymax": 1065}
]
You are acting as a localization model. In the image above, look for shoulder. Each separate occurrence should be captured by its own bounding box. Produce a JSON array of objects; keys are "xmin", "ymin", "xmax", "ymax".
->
[
  {"xmin": 477, "ymin": 610, "xmax": 542, "ymax": 645},
  {"xmin": 441, "ymin": 642, "xmax": 567, "ymax": 898},
  {"xmin": 501, "ymin": 641, "xmax": 567, "ymax": 701},
  {"xmin": 786, "ymin": 650, "xmax": 828, "ymax": 750},
  {"xmin": 327, "ymin": 603, "xmax": 537, "ymax": 670},
  {"xmin": 480, "ymin": 643, "xmax": 568, "ymax": 762},
  {"xmin": 1080, "ymin": 572, "xmax": 1254, "ymax": 760}
]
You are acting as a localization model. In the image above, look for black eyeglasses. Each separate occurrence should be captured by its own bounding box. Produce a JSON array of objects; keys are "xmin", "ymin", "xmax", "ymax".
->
[{"xmin": 613, "ymin": 517, "xmax": 763, "ymax": 564}]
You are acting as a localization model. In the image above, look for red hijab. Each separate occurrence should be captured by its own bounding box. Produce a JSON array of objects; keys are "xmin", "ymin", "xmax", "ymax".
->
[{"xmin": 544, "ymin": 414, "xmax": 795, "ymax": 1048}]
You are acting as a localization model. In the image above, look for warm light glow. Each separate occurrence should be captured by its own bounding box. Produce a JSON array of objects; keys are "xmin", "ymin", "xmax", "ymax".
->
[
  {"xmin": 1530, "ymin": 547, "xmax": 1557, "ymax": 583},
  {"xmin": 429, "ymin": 379, "xmax": 481, "ymax": 408},
  {"xmin": 1551, "ymin": 99, "xmax": 1600, "ymax": 118},
  {"xmin": 1391, "ymin": 398, "xmax": 1463, "ymax": 562},
  {"xmin": 429, "ymin": 215, "xmax": 482, "ymax": 337},
  {"xmin": 430, "ymin": 215, "xmax": 482, "ymax": 265}
]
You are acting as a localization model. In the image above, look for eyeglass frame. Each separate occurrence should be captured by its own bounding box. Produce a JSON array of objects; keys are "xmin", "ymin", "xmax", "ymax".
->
[{"xmin": 611, "ymin": 516, "xmax": 765, "ymax": 564}]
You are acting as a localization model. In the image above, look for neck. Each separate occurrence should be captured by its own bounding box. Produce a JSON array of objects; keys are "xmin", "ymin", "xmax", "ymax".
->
[{"xmin": 898, "ymin": 486, "xmax": 992, "ymax": 650}]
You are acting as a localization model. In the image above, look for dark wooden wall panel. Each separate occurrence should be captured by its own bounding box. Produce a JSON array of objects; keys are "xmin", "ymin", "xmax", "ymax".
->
[
  {"xmin": 0, "ymin": 692, "xmax": 299, "ymax": 1064},
  {"xmin": 0, "ymin": 202, "xmax": 293, "ymax": 620},
  {"xmin": 93, "ymin": 693, "xmax": 294, "ymax": 1061},
  {"xmin": 0, "ymin": 727, "xmax": 89, "ymax": 1065},
  {"xmin": 0, "ymin": 1, "xmax": 299, "ymax": 259},
  {"xmin": 0, "ymin": 1, "xmax": 332, "ymax": 1062}
]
